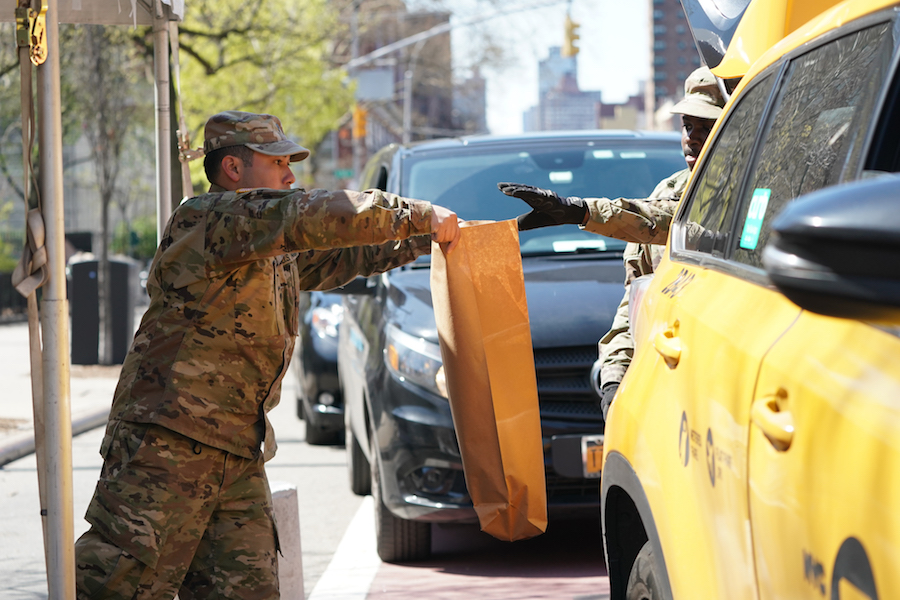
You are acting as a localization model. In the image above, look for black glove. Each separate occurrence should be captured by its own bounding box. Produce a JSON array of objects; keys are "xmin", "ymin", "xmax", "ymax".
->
[
  {"xmin": 600, "ymin": 382, "xmax": 619, "ymax": 422},
  {"xmin": 497, "ymin": 182, "xmax": 588, "ymax": 231}
]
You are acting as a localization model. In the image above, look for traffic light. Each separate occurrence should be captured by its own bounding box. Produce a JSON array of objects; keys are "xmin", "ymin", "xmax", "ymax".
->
[
  {"xmin": 352, "ymin": 105, "xmax": 368, "ymax": 139},
  {"xmin": 562, "ymin": 14, "xmax": 580, "ymax": 57}
]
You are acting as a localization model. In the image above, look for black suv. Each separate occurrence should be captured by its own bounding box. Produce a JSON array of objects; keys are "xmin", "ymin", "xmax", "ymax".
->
[{"xmin": 337, "ymin": 131, "xmax": 685, "ymax": 562}]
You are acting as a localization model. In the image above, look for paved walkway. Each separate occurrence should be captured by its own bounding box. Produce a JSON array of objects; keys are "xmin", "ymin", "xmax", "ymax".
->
[{"xmin": 0, "ymin": 316, "xmax": 121, "ymax": 467}]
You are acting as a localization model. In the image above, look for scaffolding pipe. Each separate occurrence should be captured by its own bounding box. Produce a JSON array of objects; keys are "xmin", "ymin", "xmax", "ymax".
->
[
  {"xmin": 153, "ymin": 0, "xmax": 172, "ymax": 242},
  {"xmin": 36, "ymin": 0, "xmax": 76, "ymax": 596}
]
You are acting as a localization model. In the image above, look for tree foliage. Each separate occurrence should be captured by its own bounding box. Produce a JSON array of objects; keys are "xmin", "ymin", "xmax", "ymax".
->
[{"xmin": 163, "ymin": 0, "xmax": 354, "ymax": 162}]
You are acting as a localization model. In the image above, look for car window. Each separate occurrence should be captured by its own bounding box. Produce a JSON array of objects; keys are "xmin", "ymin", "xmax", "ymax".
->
[
  {"xmin": 401, "ymin": 142, "xmax": 686, "ymax": 256},
  {"xmin": 733, "ymin": 22, "xmax": 895, "ymax": 269},
  {"xmin": 678, "ymin": 73, "xmax": 777, "ymax": 256}
]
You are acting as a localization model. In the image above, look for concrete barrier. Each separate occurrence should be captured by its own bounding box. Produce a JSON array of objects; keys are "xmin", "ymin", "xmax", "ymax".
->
[{"xmin": 272, "ymin": 481, "xmax": 305, "ymax": 599}]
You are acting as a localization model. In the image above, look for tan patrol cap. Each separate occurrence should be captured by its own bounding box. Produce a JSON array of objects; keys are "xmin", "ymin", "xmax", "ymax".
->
[
  {"xmin": 670, "ymin": 67, "xmax": 726, "ymax": 120},
  {"xmin": 203, "ymin": 110, "xmax": 310, "ymax": 162}
]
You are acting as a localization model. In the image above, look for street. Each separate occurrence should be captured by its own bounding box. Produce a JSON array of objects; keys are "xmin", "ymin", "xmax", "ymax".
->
[{"xmin": 0, "ymin": 319, "xmax": 609, "ymax": 599}]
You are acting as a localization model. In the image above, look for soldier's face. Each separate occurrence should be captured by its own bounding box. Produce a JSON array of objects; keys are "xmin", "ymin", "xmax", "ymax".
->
[
  {"xmin": 241, "ymin": 153, "xmax": 296, "ymax": 190},
  {"xmin": 682, "ymin": 115, "xmax": 715, "ymax": 171}
]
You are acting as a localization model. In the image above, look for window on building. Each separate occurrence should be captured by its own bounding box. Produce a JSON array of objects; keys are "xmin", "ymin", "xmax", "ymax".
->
[
  {"xmin": 676, "ymin": 25, "xmax": 686, "ymax": 34},
  {"xmin": 654, "ymin": 71, "xmax": 668, "ymax": 81},
  {"xmin": 653, "ymin": 10, "xmax": 664, "ymax": 19},
  {"xmin": 678, "ymin": 56, "xmax": 686, "ymax": 64},
  {"xmin": 655, "ymin": 56, "xmax": 667, "ymax": 66},
  {"xmin": 654, "ymin": 25, "xmax": 667, "ymax": 35},
  {"xmin": 677, "ymin": 41, "xmax": 687, "ymax": 50},
  {"xmin": 692, "ymin": 56, "xmax": 701, "ymax": 66},
  {"xmin": 654, "ymin": 40, "xmax": 667, "ymax": 50}
]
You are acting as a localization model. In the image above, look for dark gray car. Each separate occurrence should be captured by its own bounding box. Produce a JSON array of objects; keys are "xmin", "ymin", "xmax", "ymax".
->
[{"xmin": 337, "ymin": 131, "xmax": 685, "ymax": 562}]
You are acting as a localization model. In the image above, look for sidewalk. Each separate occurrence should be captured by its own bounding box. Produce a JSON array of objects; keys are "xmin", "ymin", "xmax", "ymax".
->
[{"xmin": 0, "ymin": 317, "xmax": 120, "ymax": 467}]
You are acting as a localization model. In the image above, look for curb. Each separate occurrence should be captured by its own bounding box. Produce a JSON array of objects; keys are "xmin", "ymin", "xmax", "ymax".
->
[{"xmin": 0, "ymin": 407, "xmax": 109, "ymax": 468}]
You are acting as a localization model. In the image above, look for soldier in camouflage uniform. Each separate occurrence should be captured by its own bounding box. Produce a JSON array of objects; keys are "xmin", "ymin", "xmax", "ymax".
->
[
  {"xmin": 499, "ymin": 67, "xmax": 726, "ymax": 420},
  {"xmin": 74, "ymin": 111, "xmax": 461, "ymax": 600}
]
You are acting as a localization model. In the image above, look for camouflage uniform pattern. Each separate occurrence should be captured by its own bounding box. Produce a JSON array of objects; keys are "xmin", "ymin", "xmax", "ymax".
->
[
  {"xmin": 76, "ymin": 184, "xmax": 433, "ymax": 599},
  {"xmin": 76, "ymin": 423, "xmax": 278, "ymax": 599},
  {"xmin": 598, "ymin": 169, "xmax": 691, "ymax": 387},
  {"xmin": 580, "ymin": 170, "xmax": 687, "ymax": 244}
]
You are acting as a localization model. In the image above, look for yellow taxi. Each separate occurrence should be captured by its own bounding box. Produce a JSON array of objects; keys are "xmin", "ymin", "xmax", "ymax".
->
[{"xmin": 600, "ymin": 0, "xmax": 900, "ymax": 598}]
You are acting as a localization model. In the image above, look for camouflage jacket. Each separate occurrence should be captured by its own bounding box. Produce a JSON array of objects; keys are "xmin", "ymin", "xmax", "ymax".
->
[
  {"xmin": 598, "ymin": 168, "xmax": 691, "ymax": 387},
  {"xmin": 580, "ymin": 169, "xmax": 688, "ymax": 244},
  {"xmin": 104, "ymin": 186, "xmax": 433, "ymax": 461}
]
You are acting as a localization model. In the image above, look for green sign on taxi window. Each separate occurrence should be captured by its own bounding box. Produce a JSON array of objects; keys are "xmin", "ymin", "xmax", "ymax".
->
[{"xmin": 739, "ymin": 188, "xmax": 771, "ymax": 250}]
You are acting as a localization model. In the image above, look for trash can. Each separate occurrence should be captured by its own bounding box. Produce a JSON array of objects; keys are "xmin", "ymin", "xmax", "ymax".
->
[{"xmin": 69, "ymin": 257, "xmax": 139, "ymax": 365}]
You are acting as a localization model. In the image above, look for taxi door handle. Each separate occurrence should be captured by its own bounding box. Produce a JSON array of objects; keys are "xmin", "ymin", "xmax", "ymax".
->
[
  {"xmin": 751, "ymin": 391, "xmax": 794, "ymax": 451},
  {"xmin": 653, "ymin": 324, "xmax": 681, "ymax": 368}
]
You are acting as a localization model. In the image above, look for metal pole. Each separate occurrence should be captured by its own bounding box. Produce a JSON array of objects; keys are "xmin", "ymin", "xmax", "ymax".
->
[
  {"xmin": 36, "ymin": 0, "xmax": 75, "ymax": 596},
  {"xmin": 402, "ymin": 39, "xmax": 427, "ymax": 145},
  {"xmin": 153, "ymin": 0, "xmax": 172, "ymax": 242},
  {"xmin": 350, "ymin": 1, "xmax": 361, "ymax": 188}
]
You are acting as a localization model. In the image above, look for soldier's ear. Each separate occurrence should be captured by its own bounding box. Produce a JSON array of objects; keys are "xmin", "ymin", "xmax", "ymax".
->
[{"xmin": 220, "ymin": 155, "xmax": 243, "ymax": 184}]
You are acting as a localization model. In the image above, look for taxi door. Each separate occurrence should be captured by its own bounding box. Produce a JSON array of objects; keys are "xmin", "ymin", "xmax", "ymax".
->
[{"xmin": 748, "ymin": 314, "xmax": 900, "ymax": 598}]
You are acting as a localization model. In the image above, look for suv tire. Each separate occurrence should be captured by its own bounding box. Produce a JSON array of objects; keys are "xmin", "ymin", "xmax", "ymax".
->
[
  {"xmin": 302, "ymin": 402, "xmax": 341, "ymax": 446},
  {"xmin": 371, "ymin": 430, "xmax": 431, "ymax": 562},
  {"xmin": 626, "ymin": 541, "xmax": 665, "ymax": 600},
  {"xmin": 346, "ymin": 425, "xmax": 371, "ymax": 496}
]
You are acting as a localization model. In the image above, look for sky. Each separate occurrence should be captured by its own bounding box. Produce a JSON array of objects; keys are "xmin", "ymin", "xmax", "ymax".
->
[{"xmin": 448, "ymin": 0, "xmax": 650, "ymax": 134}]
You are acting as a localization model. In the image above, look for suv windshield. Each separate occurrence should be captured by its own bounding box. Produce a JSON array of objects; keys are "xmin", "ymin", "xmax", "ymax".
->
[{"xmin": 401, "ymin": 139, "xmax": 685, "ymax": 256}]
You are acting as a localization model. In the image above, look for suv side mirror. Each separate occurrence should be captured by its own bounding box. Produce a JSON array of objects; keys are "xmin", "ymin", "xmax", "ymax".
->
[
  {"xmin": 331, "ymin": 276, "xmax": 376, "ymax": 296},
  {"xmin": 762, "ymin": 176, "xmax": 900, "ymax": 323}
]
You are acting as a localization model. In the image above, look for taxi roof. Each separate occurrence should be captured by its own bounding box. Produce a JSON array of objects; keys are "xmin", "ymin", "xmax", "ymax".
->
[
  {"xmin": 713, "ymin": 0, "xmax": 857, "ymax": 78},
  {"xmin": 726, "ymin": 0, "xmax": 899, "ymax": 87}
]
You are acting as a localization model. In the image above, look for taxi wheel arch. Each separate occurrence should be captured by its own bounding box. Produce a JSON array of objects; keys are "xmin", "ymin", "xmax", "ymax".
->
[{"xmin": 602, "ymin": 451, "xmax": 674, "ymax": 600}]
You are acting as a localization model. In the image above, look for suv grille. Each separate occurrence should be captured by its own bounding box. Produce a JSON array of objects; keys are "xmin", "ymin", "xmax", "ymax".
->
[{"xmin": 534, "ymin": 345, "xmax": 602, "ymax": 421}]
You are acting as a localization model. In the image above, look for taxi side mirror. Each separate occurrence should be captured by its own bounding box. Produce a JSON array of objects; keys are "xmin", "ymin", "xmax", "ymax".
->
[{"xmin": 762, "ymin": 175, "xmax": 900, "ymax": 323}]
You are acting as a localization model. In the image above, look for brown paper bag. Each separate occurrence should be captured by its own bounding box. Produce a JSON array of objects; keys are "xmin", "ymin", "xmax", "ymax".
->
[{"xmin": 430, "ymin": 219, "xmax": 547, "ymax": 541}]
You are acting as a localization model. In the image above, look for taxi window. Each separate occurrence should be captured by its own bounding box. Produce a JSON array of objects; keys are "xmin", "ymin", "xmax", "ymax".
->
[
  {"xmin": 678, "ymin": 73, "xmax": 776, "ymax": 256},
  {"xmin": 733, "ymin": 22, "xmax": 895, "ymax": 269}
]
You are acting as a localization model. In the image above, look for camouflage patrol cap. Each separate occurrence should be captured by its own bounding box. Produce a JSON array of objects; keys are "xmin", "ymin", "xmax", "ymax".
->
[
  {"xmin": 204, "ymin": 110, "xmax": 310, "ymax": 162},
  {"xmin": 670, "ymin": 67, "xmax": 726, "ymax": 120}
]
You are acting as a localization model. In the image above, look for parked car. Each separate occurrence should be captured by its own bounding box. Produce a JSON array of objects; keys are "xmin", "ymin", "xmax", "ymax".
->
[
  {"xmin": 337, "ymin": 130, "xmax": 686, "ymax": 562},
  {"xmin": 600, "ymin": 0, "xmax": 900, "ymax": 597},
  {"xmin": 290, "ymin": 291, "xmax": 345, "ymax": 445}
]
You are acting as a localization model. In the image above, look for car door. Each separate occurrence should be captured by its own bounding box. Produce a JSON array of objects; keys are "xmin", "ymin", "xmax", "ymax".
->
[
  {"xmin": 743, "ymin": 16, "xmax": 900, "ymax": 598},
  {"xmin": 750, "ymin": 314, "xmax": 900, "ymax": 599}
]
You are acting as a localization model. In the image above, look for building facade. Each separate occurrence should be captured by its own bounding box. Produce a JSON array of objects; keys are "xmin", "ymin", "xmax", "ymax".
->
[{"xmin": 648, "ymin": 0, "xmax": 702, "ymax": 129}]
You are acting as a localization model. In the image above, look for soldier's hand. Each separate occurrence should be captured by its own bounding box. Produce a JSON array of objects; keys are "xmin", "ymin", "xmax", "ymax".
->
[
  {"xmin": 600, "ymin": 382, "xmax": 619, "ymax": 422},
  {"xmin": 497, "ymin": 182, "xmax": 588, "ymax": 231},
  {"xmin": 431, "ymin": 204, "xmax": 461, "ymax": 253}
]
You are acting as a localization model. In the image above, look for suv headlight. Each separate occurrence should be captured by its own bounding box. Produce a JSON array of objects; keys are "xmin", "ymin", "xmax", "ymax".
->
[
  {"xmin": 310, "ymin": 304, "xmax": 343, "ymax": 339},
  {"xmin": 385, "ymin": 325, "xmax": 448, "ymax": 398}
]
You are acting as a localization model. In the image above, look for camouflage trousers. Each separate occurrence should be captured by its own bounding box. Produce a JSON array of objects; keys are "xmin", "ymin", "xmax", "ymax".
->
[{"xmin": 74, "ymin": 421, "xmax": 280, "ymax": 600}]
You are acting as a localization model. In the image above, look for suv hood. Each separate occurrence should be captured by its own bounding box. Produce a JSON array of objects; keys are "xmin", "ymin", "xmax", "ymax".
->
[{"xmin": 384, "ymin": 257, "xmax": 627, "ymax": 349}]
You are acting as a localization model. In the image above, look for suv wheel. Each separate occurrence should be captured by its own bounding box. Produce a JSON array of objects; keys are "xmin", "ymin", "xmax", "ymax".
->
[
  {"xmin": 346, "ymin": 425, "xmax": 371, "ymax": 496},
  {"xmin": 302, "ymin": 402, "xmax": 341, "ymax": 446},
  {"xmin": 626, "ymin": 541, "xmax": 665, "ymax": 600},
  {"xmin": 370, "ymin": 431, "xmax": 431, "ymax": 562}
]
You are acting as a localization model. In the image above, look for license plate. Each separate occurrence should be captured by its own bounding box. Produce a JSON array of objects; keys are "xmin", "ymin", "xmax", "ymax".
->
[{"xmin": 583, "ymin": 435, "xmax": 604, "ymax": 479}]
